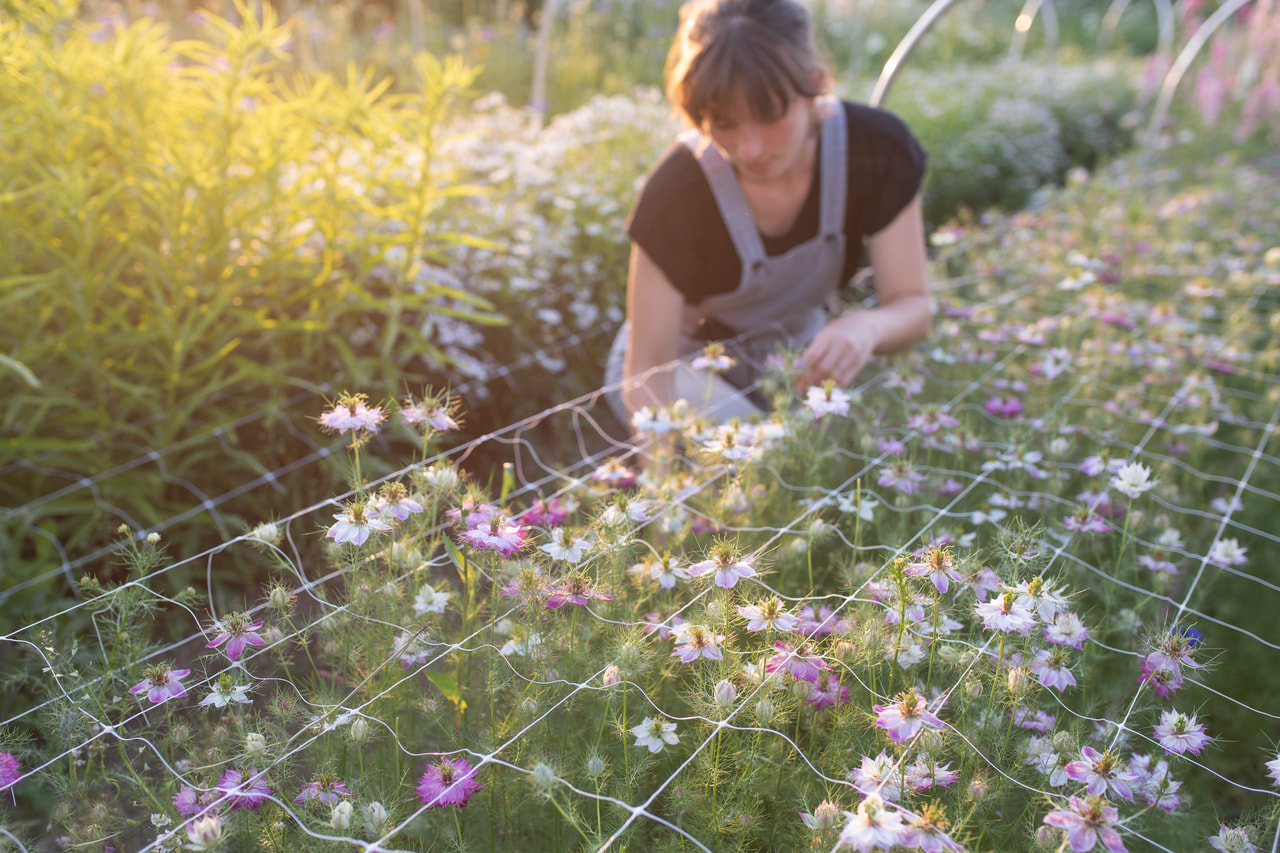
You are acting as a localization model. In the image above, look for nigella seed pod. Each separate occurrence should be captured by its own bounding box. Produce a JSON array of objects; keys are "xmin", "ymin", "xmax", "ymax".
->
[
  {"xmin": 586, "ymin": 756, "xmax": 605, "ymax": 777},
  {"xmin": 1007, "ymin": 666, "xmax": 1031, "ymax": 695},
  {"xmin": 755, "ymin": 698, "xmax": 776, "ymax": 722},
  {"xmin": 712, "ymin": 679, "xmax": 738, "ymax": 710},
  {"xmin": 531, "ymin": 762, "xmax": 557, "ymax": 791},
  {"xmin": 965, "ymin": 680, "xmax": 984, "ymax": 698},
  {"xmin": 1035, "ymin": 825, "xmax": 1057, "ymax": 848}
]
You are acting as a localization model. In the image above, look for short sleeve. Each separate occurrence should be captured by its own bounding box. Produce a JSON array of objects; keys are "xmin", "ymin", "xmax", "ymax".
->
[
  {"xmin": 625, "ymin": 144, "xmax": 741, "ymax": 304},
  {"xmin": 849, "ymin": 105, "xmax": 927, "ymax": 237}
]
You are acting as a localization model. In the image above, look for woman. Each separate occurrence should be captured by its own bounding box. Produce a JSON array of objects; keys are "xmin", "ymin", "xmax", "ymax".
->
[{"xmin": 606, "ymin": 0, "xmax": 931, "ymax": 423}]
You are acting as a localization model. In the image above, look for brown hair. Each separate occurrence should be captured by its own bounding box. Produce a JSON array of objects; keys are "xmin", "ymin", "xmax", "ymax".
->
[{"xmin": 664, "ymin": 0, "xmax": 827, "ymax": 130}]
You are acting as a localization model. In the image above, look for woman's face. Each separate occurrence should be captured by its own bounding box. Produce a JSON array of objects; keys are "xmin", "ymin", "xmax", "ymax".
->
[{"xmin": 705, "ymin": 88, "xmax": 817, "ymax": 184}]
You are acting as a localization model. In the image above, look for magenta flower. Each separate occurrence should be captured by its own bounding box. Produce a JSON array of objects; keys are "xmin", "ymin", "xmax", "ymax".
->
[
  {"xmin": 873, "ymin": 691, "xmax": 945, "ymax": 743},
  {"xmin": 0, "ymin": 751, "xmax": 21, "ymax": 791},
  {"xmin": 459, "ymin": 514, "xmax": 526, "ymax": 556},
  {"xmin": 1064, "ymin": 747, "xmax": 1136, "ymax": 800},
  {"xmin": 1136, "ymin": 656, "xmax": 1185, "ymax": 699},
  {"xmin": 766, "ymin": 641, "xmax": 831, "ymax": 683},
  {"xmin": 129, "ymin": 664, "xmax": 190, "ymax": 705},
  {"xmin": 416, "ymin": 757, "xmax": 482, "ymax": 808},
  {"xmin": 806, "ymin": 672, "xmax": 852, "ymax": 708},
  {"xmin": 523, "ymin": 497, "xmax": 569, "ymax": 527},
  {"xmin": 399, "ymin": 400, "xmax": 459, "ymax": 431},
  {"xmin": 215, "ymin": 768, "xmax": 273, "ymax": 812},
  {"xmin": 205, "ymin": 613, "xmax": 265, "ymax": 661},
  {"xmin": 545, "ymin": 575, "xmax": 613, "ymax": 610},
  {"xmin": 1043, "ymin": 796, "xmax": 1127, "ymax": 852},
  {"xmin": 294, "ymin": 775, "xmax": 353, "ymax": 805},
  {"xmin": 1153, "ymin": 710, "xmax": 1211, "ymax": 756},
  {"xmin": 984, "ymin": 396, "xmax": 1024, "ymax": 418}
]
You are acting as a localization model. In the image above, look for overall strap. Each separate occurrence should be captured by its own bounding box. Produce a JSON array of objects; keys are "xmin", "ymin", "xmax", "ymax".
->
[
  {"xmin": 679, "ymin": 129, "xmax": 767, "ymax": 267},
  {"xmin": 817, "ymin": 96, "xmax": 848, "ymax": 239}
]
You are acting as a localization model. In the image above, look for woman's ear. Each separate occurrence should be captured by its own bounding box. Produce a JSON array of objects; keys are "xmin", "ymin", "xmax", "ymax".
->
[{"xmin": 808, "ymin": 66, "xmax": 829, "ymax": 95}]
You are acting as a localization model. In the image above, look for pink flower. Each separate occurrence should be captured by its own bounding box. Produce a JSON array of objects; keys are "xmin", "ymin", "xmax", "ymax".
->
[
  {"xmin": 837, "ymin": 793, "xmax": 909, "ymax": 851},
  {"xmin": 873, "ymin": 691, "xmax": 945, "ymax": 743},
  {"xmin": 545, "ymin": 575, "xmax": 613, "ymax": 609},
  {"xmin": 416, "ymin": 757, "xmax": 482, "ymax": 808},
  {"xmin": 1042, "ymin": 796, "xmax": 1127, "ymax": 852},
  {"xmin": 984, "ymin": 396, "xmax": 1024, "ymax": 418},
  {"xmin": 1064, "ymin": 747, "xmax": 1136, "ymax": 800},
  {"xmin": 1044, "ymin": 612, "xmax": 1090, "ymax": 649},
  {"xmin": 318, "ymin": 396, "xmax": 385, "ymax": 434},
  {"xmin": 399, "ymin": 396, "xmax": 459, "ymax": 431},
  {"xmin": 904, "ymin": 547, "xmax": 962, "ymax": 594},
  {"xmin": 1266, "ymin": 754, "xmax": 1280, "ymax": 788},
  {"xmin": 0, "ymin": 751, "xmax": 21, "ymax": 791},
  {"xmin": 215, "ymin": 768, "xmax": 273, "ymax": 812},
  {"xmin": 766, "ymin": 641, "xmax": 831, "ymax": 683},
  {"xmin": 900, "ymin": 805, "xmax": 966, "ymax": 852},
  {"xmin": 1030, "ymin": 648, "xmax": 1078, "ymax": 692},
  {"xmin": 1153, "ymin": 710, "xmax": 1211, "ymax": 755},
  {"xmin": 670, "ymin": 625, "xmax": 724, "ymax": 663},
  {"xmin": 205, "ymin": 613, "xmax": 265, "ymax": 661},
  {"xmin": 523, "ymin": 497, "xmax": 569, "ymax": 527},
  {"xmin": 804, "ymin": 384, "xmax": 852, "ymax": 418},
  {"xmin": 806, "ymin": 672, "xmax": 852, "ymax": 708},
  {"xmin": 459, "ymin": 513, "xmax": 526, "ymax": 556},
  {"xmin": 129, "ymin": 665, "xmax": 190, "ymax": 705},
  {"xmin": 294, "ymin": 775, "xmax": 353, "ymax": 805}
]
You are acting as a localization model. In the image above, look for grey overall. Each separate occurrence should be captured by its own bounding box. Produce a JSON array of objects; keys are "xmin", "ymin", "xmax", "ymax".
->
[{"xmin": 605, "ymin": 96, "xmax": 849, "ymax": 421}]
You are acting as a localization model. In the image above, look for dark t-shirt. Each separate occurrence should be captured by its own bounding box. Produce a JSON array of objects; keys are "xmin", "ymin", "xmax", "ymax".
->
[{"xmin": 626, "ymin": 101, "xmax": 926, "ymax": 306}]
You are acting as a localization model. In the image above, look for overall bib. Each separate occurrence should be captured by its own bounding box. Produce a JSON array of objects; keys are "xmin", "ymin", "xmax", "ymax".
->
[{"xmin": 606, "ymin": 96, "xmax": 849, "ymax": 422}]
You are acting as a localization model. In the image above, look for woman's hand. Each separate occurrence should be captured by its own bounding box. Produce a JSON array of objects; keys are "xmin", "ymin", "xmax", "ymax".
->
[{"xmin": 797, "ymin": 311, "xmax": 881, "ymax": 388}]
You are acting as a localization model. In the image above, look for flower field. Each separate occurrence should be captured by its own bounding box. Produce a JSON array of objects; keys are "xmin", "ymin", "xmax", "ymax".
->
[{"xmin": 4, "ymin": 1, "xmax": 1280, "ymax": 852}]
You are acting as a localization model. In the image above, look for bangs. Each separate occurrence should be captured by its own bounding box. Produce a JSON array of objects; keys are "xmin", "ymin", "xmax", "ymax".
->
[{"xmin": 668, "ymin": 12, "xmax": 820, "ymax": 129}]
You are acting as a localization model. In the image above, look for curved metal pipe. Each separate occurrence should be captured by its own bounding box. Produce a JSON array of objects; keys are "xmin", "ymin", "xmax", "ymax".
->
[
  {"xmin": 1145, "ymin": 0, "xmax": 1255, "ymax": 140},
  {"xmin": 868, "ymin": 0, "xmax": 964, "ymax": 108},
  {"xmin": 1098, "ymin": 0, "xmax": 1174, "ymax": 56},
  {"xmin": 1008, "ymin": 0, "xmax": 1059, "ymax": 65}
]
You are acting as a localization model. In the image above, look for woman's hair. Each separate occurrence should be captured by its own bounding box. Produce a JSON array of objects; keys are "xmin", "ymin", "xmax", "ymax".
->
[{"xmin": 665, "ymin": 0, "xmax": 827, "ymax": 129}]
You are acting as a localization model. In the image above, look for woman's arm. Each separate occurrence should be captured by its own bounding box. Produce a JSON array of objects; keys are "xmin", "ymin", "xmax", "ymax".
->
[
  {"xmin": 621, "ymin": 243, "xmax": 685, "ymax": 415},
  {"xmin": 797, "ymin": 192, "xmax": 932, "ymax": 388}
]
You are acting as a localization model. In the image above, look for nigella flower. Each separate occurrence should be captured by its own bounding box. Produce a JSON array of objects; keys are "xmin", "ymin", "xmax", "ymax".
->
[
  {"xmin": 0, "ymin": 751, "xmax": 20, "ymax": 791},
  {"xmin": 1011, "ymin": 707, "xmax": 1057, "ymax": 734},
  {"xmin": 690, "ymin": 342, "xmax": 734, "ymax": 372},
  {"xmin": 1011, "ymin": 576, "xmax": 1068, "ymax": 622},
  {"xmin": 984, "ymin": 395, "xmax": 1024, "ymax": 418},
  {"xmin": 904, "ymin": 756, "xmax": 959, "ymax": 793},
  {"xmin": 804, "ymin": 383, "xmax": 852, "ymax": 418},
  {"xmin": 459, "ymin": 512, "xmax": 526, "ymax": 556},
  {"xmin": 974, "ymin": 591, "xmax": 1037, "ymax": 634},
  {"xmin": 205, "ymin": 612, "xmax": 265, "ymax": 661},
  {"xmin": 687, "ymin": 548, "xmax": 757, "ymax": 589},
  {"xmin": 393, "ymin": 629, "xmax": 432, "ymax": 669},
  {"xmin": 1063, "ymin": 509, "xmax": 1110, "ymax": 533},
  {"xmin": 631, "ymin": 405, "xmax": 682, "ymax": 435},
  {"xmin": 215, "ymin": 768, "xmax": 273, "ymax": 812},
  {"xmin": 295, "ymin": 774, "xmax": 353, "ymax": 805},
  {"xmin": 766, "ymin": 641, "xmax": 831, "ymax": 683},
  {"xmin": 701, "ymin": 424, "xmax": 756, "ymax": 461},
  {"xmin": 185, "ymin": 815, "xmax": 223, "ymax": 851},
  {"xmin": 836, "ymin": 793, "xmax": 909, "ymax": 852},
  {"xmin": 807, "ymin": 672, "xmax": 852, "ymax": 708},
  {"xmin": 630, "ymin": 555, "xmax": 689, "ymax": 589},
  {"xmin": 631, "ymin": 717, "xmax": 679, "ymax": 753},
  {"xmin": 873, "ymin": 691, "xmax": 945, "ymax": 743},
  {"xmin": 371, "ymin": 481, "xmax": 424, "ymax": 522},
  {"xmin": 904, "ymin": 546, "xmax": 962, "ymax": 594},
  {"xmin": 399, "ymin": 392, "xmax": 460, "ymax": 431},
  {"xmin": 800, "ymin": 800, "xmax": 842, "ymax": 830},
  {"xmin": 545, "ymin": 574, "xmax": 613, "ymax": 610},
  {"xmin": 173, "ymin": 784, "xmax": 219, "ymax": 817},
  {"xmin": 906, "ymin": 406, "xmax": 960, "ymax": 435},
  {"xmin": 523, "ymin": 497, "xmax": 569, "ymax": 527},
  {"xmin": 1109, "ymin": 460, "xmax": 1158, "ymax": 499},
  {"xmin": 737, "ymin": 597, "xmax": 799, "ymax": 632},
  {"xmin": 877, "ymin": 460, "xmax": 927, "ymax": 495},
  {"xmin": 670, "ymin": 624, "xmax": 724, "ymax": 662},
  {"xmin": 590, "ymin": 459, "xmax": 637, "ymax": 489},
  {"xmin": 198, "ymin": 676, "xmax": 252, "ymax": 708},
  {"xmin": 413, "ymin": 582, "xmax": 451, "ymax": 615},
  {"xmin": 318, "ymin": 394, "xmax": 385, "ymax": 435},
  {"xmin": 1030, "ymin": 648, "xmax": 1077, "ymax": 692},
  {"xmin": 1208, "ymin": 825, "xmax": 1258, "ymax": 853},
  {"xmin": 795, "ymin": 604, "xmax": 853, "ymax": 637},
  {"xmin": 539, "ymin": 528, "xmax": 593, "ymax": 564},
  {"xmin": 1153, "ymin": 710, "xmax": 1211, "ymax": 755},
  {"xmin": 1064, "ymin": 747, "xmax": 1137, "ymax": 800},
  {"xmin": 1128, "ymin": 754, "xmax": 1181, "ymax": 814},
  {"xmin": 1207, "ymin": 538, "xmax": 1248, "ymax": 567},
  {"xmin": 1042, "ymin": 796, "xmax": 1127, "ymax": 853},
  {"xmin": 849, "ymin": 750, "xmax": 904, "ymax": 801},
  {"xmin": 326, "ymin": 502, "xmax": 391, "ymax": 547},
  {"xmin": 416, "ymin": 757, "xmax": 482, "ymax": 808},
  {"xmin": 1265, "ymin": 754, "xmax": 1280, "ymax": 788},
  {"xmin": 129, "ymin": 664, "xmax": 190, "ymax": 705}
]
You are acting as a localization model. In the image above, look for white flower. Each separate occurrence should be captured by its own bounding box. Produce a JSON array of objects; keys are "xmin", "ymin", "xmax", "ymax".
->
[
  {"xmin": 413, "ymin": 582, "xmax": 451, "ymax": 615},
  {"xmin": 836, "ymin": 493, "xmax": 879, "ymax": 521},
  {"xmin": 1110, "ymin": 460, "xmax": 1158, "ymax": 499},
  {"xmin": 631, "ymin": 716, "xmax": 679, "ymax": 753},
  {"xmin": 837, "ymin": 793, "xmax": 908, "ymax": 850},
  {"xmin": 186, "ymin": 815, "xmax": 223, "ymax": 850},
  {"xmin": 804, "ymin": 385, "xmax": 852, "ymax": 418},
  {"xmin": 198, "ymin": 682, "xmax": 252, "ymax": 709},
  {"xmin": 423, "ymin": 463, "xmax": 460, "ymax": 491},
  {"xmin": 245, "ymin": 732, "xmax": 267, "ymax": 756},
  {"xmin": 364, "ymin": 801, "xmax": 391, "ymax": 838},
  {"xmin": 540, "ymin": 528, "xmax": 593, "ymax": 563},
  {"xmin": 1208, "ymin": 538, "xmax": 1248, "ymax": 567},
  {"xmin": 631, "ymin": 406, "xmax": 681, "ymax": 434}
]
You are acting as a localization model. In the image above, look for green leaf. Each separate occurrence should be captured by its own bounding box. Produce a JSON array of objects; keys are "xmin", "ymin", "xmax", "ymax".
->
[
  {"xmin": 0, "ymin": 353, "xmax": 40, "ymax": 387},
  {"xmin": 425, "ymin": 670, "xmax": 465, "ymax": 713}
]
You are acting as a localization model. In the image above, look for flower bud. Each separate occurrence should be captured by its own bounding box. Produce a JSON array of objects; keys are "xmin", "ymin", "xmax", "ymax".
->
[
  {"xmin": 532, "ymin": 762, "xmax": 557, "ymax": 792},
  {"xmin": 586, "ymin": 756, "xmax": 606, "ymax": 778},
  {"xmin": 712, "ymin": 679, "xmax": 738, "ymax": 710},
  {"xmin": 521, "ymin": 697, "xmax": 539, "ymax": 714},
  {"xmin": 146, "ymin": 532, "xmax": 162, "ymax": 545},
  {"xmin": 705, "ymin": 600, "xmax": 726, "ymax": 623},
  {"xmin": 965, "ymin": 680, "xmax": 984, "ymax": 698},
  {"xmin": 1007, "ymin": 666, "xmax": 1031, "ymax": 695},
  {"xmin": 186, "ymin": 815, "xmax": 223, "ymax": 850},
  {"xmin": 349, "ymin": 717, "xmax": 369, "ymax": 743},
  {"xmin": 268, "ymin": 585, "xmax": 291, "ymax": 610},
  {"xmin": 245, "ymin": 732, "xmax": 266, "ymax": 756},
  {"xmin": 329, "ymin": 800, "xmax": 353, "ymax": 830},
  {"xmin": 755, "ymin": 698, "xmax": 776, "ymax": 723},
  {"xmin": 1036, "ymin": 825, "xmax": 1057, "ymax": 848},
  {"xmin": 602, "ymin": 664, "xmax": 622, "ymax": 687},
  {"xmin": 364, "ymin": 801, "xmax": 390, "ymax": 834},
  {"xmin": 938, "ymin": 644, "xmax": 960, "ymax": 665},
  {"xmin": 968, "ymin": 778, "xmax": 989, "ymax": 801},
  {"xmin": 790, "ymin": 679, "xmax": 814, "ymax": 701}
]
